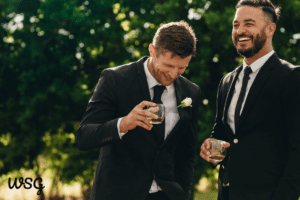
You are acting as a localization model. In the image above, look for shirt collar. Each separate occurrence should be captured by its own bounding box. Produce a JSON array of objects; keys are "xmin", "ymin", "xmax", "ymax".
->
[
  {"xmin": 243, "ymin": 50, "xmax": 275, "ymax": 73},
  {"xmin": 143, "ymin": 58, "xmax": 173, "ymax": 92}
]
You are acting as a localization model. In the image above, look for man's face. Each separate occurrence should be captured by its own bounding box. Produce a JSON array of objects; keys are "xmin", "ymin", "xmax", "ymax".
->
[
  {"xmin": 151, "ymin": 49, "xmax": 192, "ymax": 86},
  {"xmin": 232, "ymin": 6, "xmax": 269, "ymax": 58}
]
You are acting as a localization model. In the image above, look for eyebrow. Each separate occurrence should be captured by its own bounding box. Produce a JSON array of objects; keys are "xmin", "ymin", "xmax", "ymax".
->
[
  {"xmin": 233, "ymin": 18, "xmax": 256, "ymax": 23},
  {"xmin": 244, "ymin": 18, "xmax": 255, "ymax": 22},
  {"xmin": 162, "ymin": 62, "xmax": 188, "ymax": 68}
]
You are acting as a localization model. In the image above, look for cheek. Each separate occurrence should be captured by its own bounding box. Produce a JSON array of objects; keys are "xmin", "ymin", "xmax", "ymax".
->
[
  {"xmin": 178, "ymin": 69, "xmax": 185, "ymax": 75},
  {"xmin": 232, "ymin": 32, "xmax": 236, "ymax": 41}
]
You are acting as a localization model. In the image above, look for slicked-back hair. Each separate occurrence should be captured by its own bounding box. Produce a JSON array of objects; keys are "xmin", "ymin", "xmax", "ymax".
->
[
  {"xmin": 235, "ymin": 0, "xmax": 281, "ymax": 25},
  {"xmin": 152, "ymin": 20, "xmax": 197, "ymax": 58}
]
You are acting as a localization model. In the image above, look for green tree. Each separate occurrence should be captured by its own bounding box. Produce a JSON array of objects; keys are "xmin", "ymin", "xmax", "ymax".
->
[{"xmin": 0, "ymin": 0, "xmax": 299, "ymax": 199}]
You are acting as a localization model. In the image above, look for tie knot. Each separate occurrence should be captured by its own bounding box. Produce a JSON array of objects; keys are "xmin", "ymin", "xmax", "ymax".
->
[
  {"xmin": 244, "ymin": 66, "xmax": 252, "ymax": 76},
  {"xmin": 153, "ymin": 85, "xmax": 166, "ymax": 103}
]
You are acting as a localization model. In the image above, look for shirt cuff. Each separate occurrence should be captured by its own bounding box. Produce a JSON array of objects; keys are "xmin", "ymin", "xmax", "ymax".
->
[{"xmin": 117, "ymin": 117, "xmax": 128, "ymax": 139}]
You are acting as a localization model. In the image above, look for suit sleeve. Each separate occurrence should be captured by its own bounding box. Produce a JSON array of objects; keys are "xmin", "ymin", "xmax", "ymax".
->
[
  {"xmin": 174, "ymin": 87, "xmax": 201, "ymax": 200},
  {"xmin": 210, "ymin": 76, "xmax": 230, "ymax": 169},
  {"xmin": 211, "ymin": 75, "xmax": 228, "ymax": 141},
  {"xmin": 272, "ymin": 67, "xmax": 300, "ymax": 200},
  {"xmin": 76, "ymin": 69, "xmax": 121, "ymax": 151}
]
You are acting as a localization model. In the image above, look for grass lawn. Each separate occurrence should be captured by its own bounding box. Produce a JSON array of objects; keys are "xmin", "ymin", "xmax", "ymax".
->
[{"xmin": 194, "ymin": 190, "xmax": 218, "ymax": 200}]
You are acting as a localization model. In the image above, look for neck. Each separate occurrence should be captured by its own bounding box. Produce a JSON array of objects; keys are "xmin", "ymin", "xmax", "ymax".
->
[{"xmin": 244, "ymin": 44, "xmax": 273, "ymax": 65}]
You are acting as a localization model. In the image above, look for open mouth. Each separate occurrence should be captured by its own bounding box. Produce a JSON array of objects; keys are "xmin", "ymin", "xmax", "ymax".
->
[{"xmin": 238, "ymin": 37, "xmax": 252, "ymax": 42}]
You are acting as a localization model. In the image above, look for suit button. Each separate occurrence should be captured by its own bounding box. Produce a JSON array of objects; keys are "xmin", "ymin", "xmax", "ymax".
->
[
  {"xmin": 222, "ymin": 165, "xmax": 225, "ymax": 169},
  {"xmin": 234, "ymin": 139, "xmax": 238, "ymax": 144}
]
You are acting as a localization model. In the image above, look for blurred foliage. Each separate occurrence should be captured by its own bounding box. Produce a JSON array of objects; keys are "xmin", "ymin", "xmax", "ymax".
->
[{"xmin": 0, "ymin": 0, "xmax": 299, "ymax": 199}]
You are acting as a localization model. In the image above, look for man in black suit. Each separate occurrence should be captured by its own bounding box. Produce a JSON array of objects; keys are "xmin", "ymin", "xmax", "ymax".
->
[
  {"xmin": 200, "ymin": 0, "xmax": 300, "ymax": 200},
  {"xmin": 76, "ymin": 21, "xmax": 201, "ymax": 200}
]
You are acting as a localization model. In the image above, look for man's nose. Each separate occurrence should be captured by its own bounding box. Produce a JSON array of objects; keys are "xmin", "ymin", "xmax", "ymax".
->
[
  {"xmin": 235, "ymin": 26, "xmax": 246, "ymax": 36},
  {"xmin": 169, "ymin": 69, "xmax": 179, "ymax": 79}
]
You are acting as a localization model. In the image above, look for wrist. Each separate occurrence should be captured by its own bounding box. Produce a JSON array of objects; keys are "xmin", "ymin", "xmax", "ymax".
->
[{"xmin": 120, "ymin": 117, "xmax": 128, "ymax": 133}]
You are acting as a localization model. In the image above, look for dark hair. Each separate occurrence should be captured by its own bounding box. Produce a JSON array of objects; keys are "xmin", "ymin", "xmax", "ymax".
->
[
  {"xmin": 235, "ymin": 0, "xmax": 281, "ymax": 25},
  {"xmin": 152, "ymin": 20, "xmax": 197, "ymax": 58}
]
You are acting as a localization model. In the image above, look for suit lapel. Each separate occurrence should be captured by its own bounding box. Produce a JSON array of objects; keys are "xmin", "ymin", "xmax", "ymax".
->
[
  {"xmin": 174, "ymin": 78, "xmax": 188, "ymax": 121},
  {"xmin": 236, "ymin": 53, "xmax": 278, "ymax": 133},
  {"xmin": 136, "ymin": 57, "xmax": 152, "ymax": 102},
  {"xmin": 137, "ymin": 58, "xmax": 165, "ymax": 143},
  {"xmin": 223, "ymin": 66, "xmax": 243, "ymax": 136},
  {"xmin": 161, "ymin": 78, "xmax": 190, "ymax": 147},
  {"xmin": 136, "ymin": 57, "xmax": 158, "ymax": 147}
]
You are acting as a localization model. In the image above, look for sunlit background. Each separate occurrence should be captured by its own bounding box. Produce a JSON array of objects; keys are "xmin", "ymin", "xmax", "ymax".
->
[{"xmin": 1, "ymin": 0, "xmax": 300, "ymax": 199}]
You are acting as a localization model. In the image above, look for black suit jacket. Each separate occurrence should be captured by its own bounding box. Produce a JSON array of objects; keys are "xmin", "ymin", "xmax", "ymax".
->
[
  {"xmin": 76, "ymin": 57, "xmax": 201, "ymax": 200},
  {"xmin": 212, "ymin": 53, "xmax": 300, "ymax": 200}
]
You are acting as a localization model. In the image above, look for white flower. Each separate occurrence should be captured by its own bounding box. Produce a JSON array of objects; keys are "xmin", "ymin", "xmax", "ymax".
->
[{"xmin": 178, "ymin": 97, "xmax": 192, "ymax": 108}]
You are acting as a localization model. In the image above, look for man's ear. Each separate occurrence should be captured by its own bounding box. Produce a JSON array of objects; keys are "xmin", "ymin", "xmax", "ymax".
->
[
  {"xmin": 266, "ymin": 23, "xmax": 276, "ymax": 38},
  {"xmin": 149, "ymin": 44, "xmax": 156, "ymax": 57}
]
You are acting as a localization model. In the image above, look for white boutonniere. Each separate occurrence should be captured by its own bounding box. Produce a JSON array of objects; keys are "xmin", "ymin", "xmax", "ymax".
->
[{"xmin": 178, "ymin": 97, "xmax": 192, "ymax": 108}]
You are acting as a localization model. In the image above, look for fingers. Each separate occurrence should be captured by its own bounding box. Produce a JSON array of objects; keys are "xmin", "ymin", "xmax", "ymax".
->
[
  {"xmin": 135, "ymin": 114, "xmax": 153, "ymax": 130},
  {"xmin": 136, "ymin": 120, "xmax": 153, "ymax": 131},
  {"xmin": 224, "ymin": 142, "xmax": 231, "ymax": 148},
  {"xmin": 200, "ymin": 143, "xmax": 211, "ymax": 161},
  {"xmin": 204, "ymin": 139, "xmax": 212, "ymax": 149},
  {"xmin": 136, "ymin": 101, "xmax": 158, "ymax": 119},
  {"xmin": 148, "ymin": 107, "xmax": 159, "ymax": 113},
  {"xmin": 141, "ymin": 109, "xmax": 159, "ymax": 120},
  {"xmin": 138, "ymin": 101, "xmax": 157, "ymax": 109},
  {"xmin": 200, "ymin": 139, "xmax": 216, "ymax": 164},
  {"xmin": 124, "ymin": 101, "xmax": 159, "ymax": 131},
  {"xmin": 211, "ymin": 160, "xmax": 218, "ymax": 165},
  {"xmin": 199, "ymin": 150, "xmax": 209, "ymax": 161}
]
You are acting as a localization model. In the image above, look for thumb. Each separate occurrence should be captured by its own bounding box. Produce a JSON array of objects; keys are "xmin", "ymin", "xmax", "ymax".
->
[{"xmin": 224, "ymin": 142, "xmax": 231, "ymax": 148}]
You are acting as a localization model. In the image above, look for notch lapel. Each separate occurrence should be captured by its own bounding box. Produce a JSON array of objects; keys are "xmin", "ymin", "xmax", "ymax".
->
[
  {"xmin": 136, "ymin": 57, "xmax": 158, "ymax": 147},
  {"xmin": 235, "ymin": 53, "xmax": 278, "ymax": 133},
  {"xmin": 136, "ymin": 57, "xmax": 152, "ymax": 102},
  {"xmin": 222, "ymin": 66, "xmax": 243, "ymax": 136},
  {"xmin": 161, "ymin": 78, "xmax": 190, "ymax": 147}
]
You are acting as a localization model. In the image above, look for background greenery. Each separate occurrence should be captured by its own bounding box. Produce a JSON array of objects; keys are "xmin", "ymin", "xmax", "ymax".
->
[{"xmin": 1, "ymin": 0, "xmax": 299, "ymax": 199}]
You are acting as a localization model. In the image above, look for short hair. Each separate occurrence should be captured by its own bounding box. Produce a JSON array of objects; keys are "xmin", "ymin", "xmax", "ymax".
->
[
  {"xmin": 235, "ymin": 0, "xmax": 281, "ymax": 25},
  {"xmin": 152, "ymin": 20, "xmax": 197, "ymax": 58}
]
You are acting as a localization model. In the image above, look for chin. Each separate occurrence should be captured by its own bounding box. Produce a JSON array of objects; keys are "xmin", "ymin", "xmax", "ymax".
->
[{"xmin": 237, "ymin": 49, "xmax": 254, "ymax": 58}]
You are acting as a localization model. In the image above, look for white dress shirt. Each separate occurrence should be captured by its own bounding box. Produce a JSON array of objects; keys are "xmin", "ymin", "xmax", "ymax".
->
[
  {"xmin": 117, "ymin": 58, "xmax": 180, "ymax": 193},
  {"xmin": 227, "ymin": 50, "xmax": 275, "ymax": 134}
]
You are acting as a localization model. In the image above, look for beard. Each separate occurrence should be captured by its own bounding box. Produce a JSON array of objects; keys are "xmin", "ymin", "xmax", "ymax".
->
[{"xmin": 233, "ymin": 27, "xmax": 267, "ymax": 58}]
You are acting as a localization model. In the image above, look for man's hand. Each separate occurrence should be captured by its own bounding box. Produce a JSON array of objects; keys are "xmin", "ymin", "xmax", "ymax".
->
[
  {"xmin": 120, "ymin": 101, "xmax": 159, "ymax": 132},
  {"xmin": 200, "ymin": 138, "xmax": 230, "ymax": 165}
]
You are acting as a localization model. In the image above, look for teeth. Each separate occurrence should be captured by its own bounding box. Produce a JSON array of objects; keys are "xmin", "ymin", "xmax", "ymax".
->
[{"xmin": 239, "ymin": 38, "xmax": 251, "ymax": 41}]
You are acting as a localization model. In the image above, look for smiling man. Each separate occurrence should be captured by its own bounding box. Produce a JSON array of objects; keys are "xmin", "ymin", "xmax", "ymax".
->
[
  {"xmin": 200, "ymin": 0, "xmax": 300, "ymax": 200},
  {"xmin": 76, "ymin": 21, "xmax": 201, "ymax": 200}
]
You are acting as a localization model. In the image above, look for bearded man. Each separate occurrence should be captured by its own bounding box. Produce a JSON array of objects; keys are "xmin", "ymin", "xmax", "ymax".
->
[{"xmin": 200, "ymin": 0, "xmax": 300, "ymax": 200}]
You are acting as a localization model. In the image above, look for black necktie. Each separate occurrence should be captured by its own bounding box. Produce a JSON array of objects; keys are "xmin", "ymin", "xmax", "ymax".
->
[
  {"xmin": 153, "ymin": 85, "xmax": 166, "ymax": 144},
  {"xmin": 234, "ymin": 66, "xmax": 252, "ymax": 131}
]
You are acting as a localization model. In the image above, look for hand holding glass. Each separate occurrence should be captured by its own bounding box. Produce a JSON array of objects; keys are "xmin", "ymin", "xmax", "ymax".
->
[
  {"xmin": 146, "ymin": 104, "xmax": 165, "ymax": 124},
  {"xmin": 209, "ymin": 139, "xmax": 227, "ymax": 162}
]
